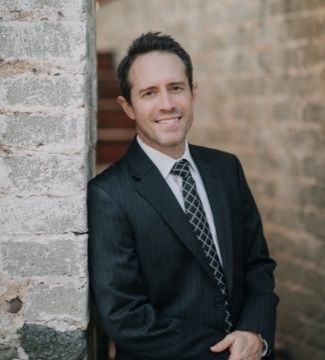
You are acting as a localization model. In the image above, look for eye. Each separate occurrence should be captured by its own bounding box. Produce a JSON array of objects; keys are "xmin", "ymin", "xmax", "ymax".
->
[
  {"xmin": 170, "ymin": 84, "xmax": 184, "ymax": 93},
  {"xmin": 141, "ymin": 89, "xmax": 156, "ymax": 98}
]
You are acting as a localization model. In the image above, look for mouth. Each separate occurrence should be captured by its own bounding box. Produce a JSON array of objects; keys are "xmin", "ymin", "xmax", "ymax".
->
[{"xmin": 155, "ymin": 116, "xmax": 182, "ymax": 125}]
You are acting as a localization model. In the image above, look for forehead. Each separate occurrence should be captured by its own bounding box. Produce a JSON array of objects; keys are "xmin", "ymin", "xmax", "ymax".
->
[{"xmin": 129, "ymin": 51, "xmax": 187, "ymax": 89}]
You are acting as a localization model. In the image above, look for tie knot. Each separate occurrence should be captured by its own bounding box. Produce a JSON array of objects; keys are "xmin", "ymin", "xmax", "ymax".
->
[{"xmin": 171, "ymin": 159, "xmax": 191, "ymax": 179}]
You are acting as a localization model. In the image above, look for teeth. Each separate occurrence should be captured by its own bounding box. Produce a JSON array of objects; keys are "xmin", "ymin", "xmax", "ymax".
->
[
  {"xmin": 160, "ymin": 119, "xmax": 176, "ymax": 124},
  {"xmin": 157, "ymin": 117, "xmax": 180, "ymax": 124}
]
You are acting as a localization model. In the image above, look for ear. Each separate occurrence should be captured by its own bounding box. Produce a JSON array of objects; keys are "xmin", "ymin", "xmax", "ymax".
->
[
  {"xmin": 117, "ymin": 96, "xmax": 136, "ymax": 120},
  {"xmin": 192, "ymin": 82, "xmax": 198, "ymax": 101}
]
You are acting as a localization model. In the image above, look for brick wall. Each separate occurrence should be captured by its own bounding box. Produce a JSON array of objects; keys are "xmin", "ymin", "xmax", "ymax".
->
[
  {"xmin": 97, "ymin": 1, "xmax": 325, "ymax": 359},
  {"xmin": 0, "ymin": 1, "xmax": 96, "ymax": 359}
]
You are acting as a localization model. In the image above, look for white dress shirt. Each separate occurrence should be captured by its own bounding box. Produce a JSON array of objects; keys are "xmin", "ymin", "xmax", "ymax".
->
[{"xmin": 137, "ymin": 136, "xmax": 223, "ymax": 264}]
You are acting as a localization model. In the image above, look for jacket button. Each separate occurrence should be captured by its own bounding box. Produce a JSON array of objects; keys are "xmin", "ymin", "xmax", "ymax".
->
[{"xmin": 215, "ymin": 298, "xmax": 225, "ymax": 309}]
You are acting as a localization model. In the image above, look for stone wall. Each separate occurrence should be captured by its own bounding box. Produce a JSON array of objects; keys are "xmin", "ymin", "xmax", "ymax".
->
[
  {"xmin": 97, "ymin": 1, "xmax": 325, "ymax": 359},
  {"xmin": 0, "ymin": 1, "xmax": 96, "ymax": 359}
]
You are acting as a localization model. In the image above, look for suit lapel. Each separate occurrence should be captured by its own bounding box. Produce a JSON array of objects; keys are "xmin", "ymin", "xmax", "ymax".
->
[
  {"xmin": 192, "ymin": 148, "xmax": 234, "ymax": 295},
  {"xmin": 126, "ymin": 140, "xmax": 233, "ymax": 292}
]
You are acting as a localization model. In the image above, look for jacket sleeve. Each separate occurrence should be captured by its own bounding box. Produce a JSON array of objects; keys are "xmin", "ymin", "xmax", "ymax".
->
[
  {"xmin": 87, "ymin": 182, "xmax": 228, "ymax": 360},
  {"xmin": 233, "ymin": 158, "xmax": 279, "ymax": 356}
]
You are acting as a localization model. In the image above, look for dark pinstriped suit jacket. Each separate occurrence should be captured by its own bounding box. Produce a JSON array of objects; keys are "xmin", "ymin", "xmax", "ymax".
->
[{"xmin": 88, "ymin": 139, "xmax": 278, "ymax": 360}]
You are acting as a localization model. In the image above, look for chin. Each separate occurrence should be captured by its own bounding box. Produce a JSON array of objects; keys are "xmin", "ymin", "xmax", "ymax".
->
[
  {"xmin": 161, "ymin": 133, "xmax": 186, "ymax": 146},
  {"xmin": 160, "ymin": 139, "xmax": 183, "ymax": 148}
]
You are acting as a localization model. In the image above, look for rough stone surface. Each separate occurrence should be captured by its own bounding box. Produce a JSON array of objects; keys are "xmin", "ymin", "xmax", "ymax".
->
[
  {"xmin": 0, "ymin": 113, "xmax": 85, "ymax": 149},
  {"xmin": 2, "ymin": 236, "xmax": 87, "ymax": 277},
  {"xmin": 0, "ymin": 275, "xmax": 28, "ymax": 346},
  {"xmin": 0, "ymin": 154, "xmax": 86, "ymax": 195},
  {"xmin": 0, "ymin": 0, "xmax": 85, "ymax": 20},
  {"xmin": 0, "ymin": 0, "xmax": 95, "ymax": 358},
  {"xmin": 20, "ymin": 323, "xmax": 86, "ymax": 360},
  {"xmin": 24, "ymin": 282, "xmax": 88, "ymax": 327},
  {"xmin": 0, "ymin": 22, "xmax": 86, "ymax": 60},
  {"xmin": 0, "ymin": 195, "xmax": 87, "ymax": 235},
  {"xmin": 0, "ymin": 74, "xmax": 84, "ymax": 108},
  {"xmin": 0, "ymin": 344, "xmax": 17, "ymax": 360},
  {"xmin": 97, "ymin": 1, "xmax": 325, "ymax": 359},
  {"xmin": 0, "ymin": 313, "xmax": 20, "ymax": 346}
]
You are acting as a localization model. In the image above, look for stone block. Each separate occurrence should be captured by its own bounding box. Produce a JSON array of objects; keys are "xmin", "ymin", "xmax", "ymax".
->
[
  {"xmin": 269, "ymin": 0, "xmax": 325, "ymax": 14},
  {"xmin": 285, "ymin": 14, "xmax": 325, "ymax": 41},
  {"xmin": 275, "ymin": 127, "xmax": 323, "ymax": 153},
  {"xmin": 301, "ymin": 209, "xmax": 325, "ymax": 240},
  {"xmin": 232, "ymin": 100, "xmax": 268, "ymax": 122},
  {"xmin": 0, "ymin": 154, "xmax": 87, "ymax": 195},
  {"xmin": 272, "ymin": 239, "xmax": 325, "ymax": 282},
  {"xmin": 299, "ymin": 184, "xmax": 325, "ymax": 210},
  {"xmin": 0, "ymin": 195, "xmax": 87, "ymax": 235},
  {"xmin": 0, "ymin": 344, "xmax": 17, "ymax": 360},
  {"xmin": 221, "ymin": 1, "xmax": 263, "ymax": 24},
  {"xmin": 276, "ymin": 282, "xmax": 325, "ymax": 354},
  {"xmin": 303, "ymin": 102, "xmax": 325, "ymax": 124},
  {"xmin": 0, "ymin": 113, "xmax": 86, "ymax": 149},
  {"xmin": 0, "ymin": 22, "xmax": 85, "ymax": 60},
  {"xmin": 2, "ymin": 236, "xmax": 87, "ymax": 277},
  {"xmin": 24, "ymin": 282, "xmax": 88, "ymax": 326},
  {"xmin": 0, "ymin": 0, "xmax": 84, "ymax": 21},
  {"xmin": 257, "ymin": 49, "xmax": 284, "ymax": 74},
  {"xmin": 301, "ymin": 0, "xmax": 325, "ymax": 11},
  {"xmin": 20, "ymin": 323, "xmax": 86, "ymax": 360},
  {"xmin": 0, "ymin": 312, "xmax": 20, "ymax": 347},
  {"xmin": 271, "ymin": 100, "xmax": 300, "ymax": 121},
  {"xmin": 271, "ymin": 72, "xmax": 321, "ymax": 96},
  {"xmin": 265, "ymin": 206, "xmax": 301, "ymax": 232},
  {"xmin": 287, "ymin": 341, "xmax": 324, "ymax": 360},
  {"xmin": 228, "ymin": 77, "xmax": 268, "ymax": 96},
  {"xmin": 230, "ymin": 25, "xmax": 258, "ymax": 47},
  {"xmin": 283, "ymin": 43, "xmax": 325, "ymax": 69},
  {"xmin": 0, "ymin": 73, "xmax": 84, "ymax": 108},
  {"xmin": 302, "ymin": 155, "xmax": 325, "ymax": 183}
]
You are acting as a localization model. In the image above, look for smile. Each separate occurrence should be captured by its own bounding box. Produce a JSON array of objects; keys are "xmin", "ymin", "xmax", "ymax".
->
[{"xmin": 155, "ymin": 116, "xmax": 181, "ymax": 124}]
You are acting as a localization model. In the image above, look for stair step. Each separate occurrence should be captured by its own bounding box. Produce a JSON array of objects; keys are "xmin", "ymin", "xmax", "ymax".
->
[
  {"xmin": 98, "ymin": 112, "xmax": 134, "ymax": 128},
  {"xmin": 98, "ymin": 128, "xmax": 135, "ymax": 141},
  {"xmin": 96, "ymin": 140, "xmax": 130, "ymax": 164}
]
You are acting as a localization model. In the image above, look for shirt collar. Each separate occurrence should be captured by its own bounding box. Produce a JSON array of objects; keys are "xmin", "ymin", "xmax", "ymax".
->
[{"xmin": 136, "ymin": 136, "xmax": 197, "ymax": 179}]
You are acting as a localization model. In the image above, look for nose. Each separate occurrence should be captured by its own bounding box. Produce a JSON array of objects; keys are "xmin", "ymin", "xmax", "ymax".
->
[{"xmin": 159, "ymin": 90, "xmax": 175, "ymax": 111}]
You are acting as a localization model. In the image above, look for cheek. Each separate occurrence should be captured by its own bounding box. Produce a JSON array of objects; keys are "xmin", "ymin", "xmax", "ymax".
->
[
  {"xmin": 136, "ymin": 110, "xmax": 151, "ymax": 123},
  {"xmin": 179, "ymin": 97, "xmax": 193, "ymax": 111},
  {"xmin": 133, "ymin": 101, "xmax": 154, "ymax": 118}
]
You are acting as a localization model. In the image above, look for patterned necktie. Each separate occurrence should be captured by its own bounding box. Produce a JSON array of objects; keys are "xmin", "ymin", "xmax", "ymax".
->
[{"xmin": 171, "ymin": 159, "xmax": 233, "ymax": 334}]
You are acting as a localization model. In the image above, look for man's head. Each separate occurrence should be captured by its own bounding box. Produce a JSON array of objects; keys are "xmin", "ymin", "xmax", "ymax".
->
[
  {"xmin": 117, "ymin": 32, "xmax": 196, "ymax": 159},
  {"xmin": 117, "ymin": 31, "xmax": 194, "ymax": 105}
]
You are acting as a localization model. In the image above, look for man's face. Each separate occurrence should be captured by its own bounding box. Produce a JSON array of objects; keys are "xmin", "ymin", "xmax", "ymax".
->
[{"xmin": 118, "ymin": 51, "xmax": 196, "ymax": 158}]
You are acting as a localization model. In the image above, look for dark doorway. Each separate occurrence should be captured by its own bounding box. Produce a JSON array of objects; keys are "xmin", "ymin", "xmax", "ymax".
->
[
  {"xmin": 96, "ymin": 52, "xmax": 135, "ymax": 173},
  {"xmin": 89, "ymin": 52, "xmax": 135, "ymax": 360}
]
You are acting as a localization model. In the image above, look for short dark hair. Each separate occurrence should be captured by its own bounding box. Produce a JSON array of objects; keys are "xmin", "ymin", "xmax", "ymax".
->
[{"xmin": 117, "ymin": 31, "xmax": 193, "ymax": 104}]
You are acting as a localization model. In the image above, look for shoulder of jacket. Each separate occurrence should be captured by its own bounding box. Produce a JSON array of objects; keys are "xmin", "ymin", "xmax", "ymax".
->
[
  {"xmin": 190, "ymin": 144, "xmax": 239, "ymax": 165},
  {"xmin": 88, "ymin": 159, "xmax": 129, "ymax": 191}
]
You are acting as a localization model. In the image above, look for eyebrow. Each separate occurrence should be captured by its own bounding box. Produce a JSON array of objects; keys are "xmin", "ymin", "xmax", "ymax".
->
[
  {"xmin": 168, "ymin": 81, "xmax": 186, "ymax": 87},
  {"xmin": 138, "ymin": 81, "xmax": 186, "ymax": 95},
  {"xmin": 138, "ymin": 86, "xmax": 156, "ymax": 96}
]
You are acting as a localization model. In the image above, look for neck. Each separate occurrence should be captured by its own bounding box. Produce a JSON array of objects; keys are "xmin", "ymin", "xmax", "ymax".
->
[
  {"xmin": 163, "ymin": 145, "xmax": 186, "ymax": 159},
  {"xmin": 137, "ymin": 136, "xmax": 186, "ymax": 160}
]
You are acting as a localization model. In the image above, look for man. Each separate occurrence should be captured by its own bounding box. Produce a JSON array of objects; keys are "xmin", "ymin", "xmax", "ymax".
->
[{"xmin": 88, "ymin": 32, "xmax": 278, "ymax": 360}]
